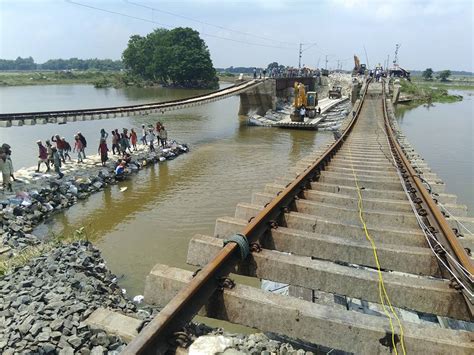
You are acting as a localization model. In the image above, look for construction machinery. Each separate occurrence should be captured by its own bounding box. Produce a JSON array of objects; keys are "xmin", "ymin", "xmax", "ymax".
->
[
  {"xmin": 328, "ymin": 86, "xmax": 342, "ymax": 99},
  {"xmin": 352, "ymin": 55, "xmax": 367, "ymax": 76},
  {"xmin": 291, "ymin": 82, "xmax": 318, "ymax": 121}
]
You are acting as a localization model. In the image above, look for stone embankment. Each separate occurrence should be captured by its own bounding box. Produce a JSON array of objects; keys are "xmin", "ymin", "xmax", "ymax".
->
[
  {"xmin": 0, "ymin": 241, "xmax": 157, "ymax": 354},
  {"xmin": 0, "ymin": 141, "xmax": 188, "ymax": 256},
  {"xmin": 0, "ymin": 141, "xmax": 187, "ymax": 353}
]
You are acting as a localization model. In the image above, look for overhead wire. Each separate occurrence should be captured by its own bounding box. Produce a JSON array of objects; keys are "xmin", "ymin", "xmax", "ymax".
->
[
  {"xmin": 123, "ymin": 0, "xmax": 296, "ymax": 48},
  {"xmin": 65, "ymin": 0, "xmax": 297, "ymax": 50}
]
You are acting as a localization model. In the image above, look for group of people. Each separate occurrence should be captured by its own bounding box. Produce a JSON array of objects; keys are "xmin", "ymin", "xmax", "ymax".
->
[
  {"xmin": 140, "ymin": 121, "xmax": 168, "ymax": 153},
  {"xmin": 33, "ymin": 122, "xmax": 170, "ymax": 180},
  {"xmin": 36, "ymin": 133, "xmax": 88, "ymax": 179}
]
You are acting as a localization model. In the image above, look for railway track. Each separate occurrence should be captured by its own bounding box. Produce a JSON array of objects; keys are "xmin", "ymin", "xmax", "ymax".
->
[
  {"xmin": 124, "ymin": 80, "xmax": 473, "ymax": 354},
  {"xmin": 0, "ymin": 79, "xmax": 262, "ymax": 126}
]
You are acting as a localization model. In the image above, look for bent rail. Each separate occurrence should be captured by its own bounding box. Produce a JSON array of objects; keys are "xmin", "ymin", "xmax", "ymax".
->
[{"xmin": 0, "ymin": 79, "xmax": 263, "ymax": 124}]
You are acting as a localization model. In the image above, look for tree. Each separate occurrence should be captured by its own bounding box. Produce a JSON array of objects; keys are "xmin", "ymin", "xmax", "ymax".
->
[
  {"xmin": 437, "ymin": 70, "xmax": 451, "ymax": 82},
  {"xmin": 122, "ymin": 28, "xmax": 218, "ymax": 89},
  {"xmin": 422, "ymin": 68, "xmax": 433, "ymax": 80}
]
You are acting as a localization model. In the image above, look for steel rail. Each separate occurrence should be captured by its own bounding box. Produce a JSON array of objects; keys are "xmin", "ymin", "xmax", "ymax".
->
[
  {"xmin": 381, "ymin": 83, "xmax": 473, "ymax": 316},
  {"xmin": 123, "ymin": 81, "xmax": 371, "ymax": 354},
  {"xmin": 0, "ymin": 80, "xmax": 262, "ymax": 121}
]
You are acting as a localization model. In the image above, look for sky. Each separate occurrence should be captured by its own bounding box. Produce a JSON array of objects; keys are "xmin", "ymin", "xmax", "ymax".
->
[{"xmin": 0, "ymin": 0, "xmax": 473, "ymax": 71}]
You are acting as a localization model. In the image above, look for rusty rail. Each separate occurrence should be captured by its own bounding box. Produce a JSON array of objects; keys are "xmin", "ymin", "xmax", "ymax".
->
[
  {"xmin": 381, "ymin": 83, "xmax": 474, "ymax": 315},
  {"xmin": 122, "ymin": 79, "xmax": 372, "ymax": 354}
]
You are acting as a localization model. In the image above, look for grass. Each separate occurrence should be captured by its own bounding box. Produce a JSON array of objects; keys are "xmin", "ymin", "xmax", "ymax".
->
[
  {"xmin": 0, "ymin": 70, "xmax": 124, "ymax": 87},
  {"xmin": 398, "ymin": 79, "xmax": 463, "ymax": 104},
  {"xmin": 0, "ymin": 226, "xmax": 97, "ymax": 276},
  {"xmin": 411, "ymin": 76, "xmax": 474, "ymax": 91}
]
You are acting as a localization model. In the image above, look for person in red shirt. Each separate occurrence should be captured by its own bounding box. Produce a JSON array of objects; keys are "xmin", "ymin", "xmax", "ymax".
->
[
  {"xmin": 36, "ymin": 140, "xmax": 50, "ymax": 172},
  {"xmin": 51, "ymin": 134, "xmax": 66, "ymax": 163},
  {"xmin": 130, "ymin": 128, "xmax": 138, "ymax": 151},
  {"xmin": 98, "ymin": 138, "xmax": 109, "ymax": 166}
]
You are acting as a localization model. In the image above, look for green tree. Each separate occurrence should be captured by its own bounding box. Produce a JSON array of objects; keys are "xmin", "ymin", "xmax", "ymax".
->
[
  {"xmin": 437, "ymin": 70, "xmax": 451, "ymax": 82},
  {"xmin": 422, "ymin": 68, "xmax": 433, "ymax": 80},
  {"xmin": 122, "ymin": 27, "xmax": 218, "ymax": 89}
]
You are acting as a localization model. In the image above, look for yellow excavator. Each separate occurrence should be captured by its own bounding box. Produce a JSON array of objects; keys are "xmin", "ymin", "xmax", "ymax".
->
[
  {"xmin": 353, "ymin": 55, "xmax": 366, "ymax": 76},
  {"xmin": 291, "ymin": 82, "xmax": 318, "ymax": 121}
]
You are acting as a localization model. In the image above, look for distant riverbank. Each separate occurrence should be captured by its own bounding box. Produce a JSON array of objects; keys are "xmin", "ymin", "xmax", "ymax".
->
[
  {"xmin": 0, "ymin": 70, "xmax": 238, "ymax": 88},
  {"xmin": 399, "ymin": 77, "xmax": 474, "ymax": 105},
  {"xmin": 0, "ymin": 71, "xmax": 121, "ymax": 87}
]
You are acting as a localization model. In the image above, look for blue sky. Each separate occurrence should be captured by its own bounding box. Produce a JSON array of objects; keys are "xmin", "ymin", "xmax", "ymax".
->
[{"xmin": 0, "ymin": 0, "xmax": 472, "ymax": 71}]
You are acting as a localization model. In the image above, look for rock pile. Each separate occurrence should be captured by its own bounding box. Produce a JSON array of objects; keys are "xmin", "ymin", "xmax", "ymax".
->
[
  {"xmin": 1, "ymin": 141, "xmax": 189, "ymax": 255},
  {"xmin": 0, "ymin": 241, "xmax": 155, "ymax": 354}
]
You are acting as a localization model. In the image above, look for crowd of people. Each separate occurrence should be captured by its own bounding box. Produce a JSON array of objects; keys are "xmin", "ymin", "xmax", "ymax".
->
[{"xmin": 30, "ymin": 121, "xmax": 169, "ymax": 181}]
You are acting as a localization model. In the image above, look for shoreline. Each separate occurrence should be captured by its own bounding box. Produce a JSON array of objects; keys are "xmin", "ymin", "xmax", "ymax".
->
[{"xmin": 0, "ymin": 140, "xmax": 189, "ymax": 259}]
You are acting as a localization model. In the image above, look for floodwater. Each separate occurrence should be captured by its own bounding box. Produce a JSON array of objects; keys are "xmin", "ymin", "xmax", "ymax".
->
[
  {"xmin": 0, "ymin": 84, "xmax": 333, "ymax": 300},
  {"xmin": 395, "ymin": 90, "xmax": 474, "ymax": 214}
]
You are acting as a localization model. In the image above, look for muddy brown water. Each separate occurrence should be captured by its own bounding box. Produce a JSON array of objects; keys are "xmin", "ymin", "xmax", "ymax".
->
[{"xmin": 0, "ymin": 84, "xmax": 333, "ymax": 299}]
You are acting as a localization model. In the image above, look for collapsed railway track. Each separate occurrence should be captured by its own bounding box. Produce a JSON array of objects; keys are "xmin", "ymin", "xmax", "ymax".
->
[
  {"xmin": 124, "ymin": 80, "xmax": 473, "ymax": 354},
  {"xmin": 0, "ymin": 79, "xmax": 262, "ymax": 125}
]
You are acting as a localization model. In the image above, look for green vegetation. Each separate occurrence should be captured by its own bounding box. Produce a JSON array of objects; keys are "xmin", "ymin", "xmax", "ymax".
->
[
  {"xmin": 0, "ymin": 227, "xmax": 95, "ymax": 276},
  {"xmin": 0, "ymin": 56, "xmax": 123, "ymax": 71},
  {"xmin": 421, "ymin": 68, "xmax": 433, "ymax": 80},
  {"xmin": 399, "ymin": 79, "xmax": 463, "ymax": 104},
  {"xmin": 437, "ymin": 70, "xmax": 451, "ymax": 82},
  {"xmin": 0, "ymin": 71, "xmax": 124, "ymax": 87},
  {"xmin": 122, "ymin": 27, "xmax": 219, "ymax": 89}
]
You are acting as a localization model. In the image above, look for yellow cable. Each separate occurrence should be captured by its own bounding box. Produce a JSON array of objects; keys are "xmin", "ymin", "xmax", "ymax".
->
[{"xmin": 348, "ymin": 145, "xmax": 407, "ymax": 355}]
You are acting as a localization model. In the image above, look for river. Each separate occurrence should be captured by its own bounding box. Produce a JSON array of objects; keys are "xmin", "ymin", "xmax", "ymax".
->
[
  {"xmin": 0, "ymin": 84, "xmax": 472, "ymax": 301},
  {"xmin": 0, "ymin": 83, "xmax": 333, "ymax": 301},
  {"xmin": 395, "ymin": 90, "xmax": 474, "ymax": 214}
]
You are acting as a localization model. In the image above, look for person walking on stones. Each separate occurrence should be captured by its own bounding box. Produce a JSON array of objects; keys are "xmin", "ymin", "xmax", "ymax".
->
[
  {"xmin": 51, "ymin": 134, "xmax": 66, "ymax": 163},
  {"xmin": 147, "ymin": 128, "xmax": 156, "ymax": 152},
  {"xmin": 0, "ymin": 149, "xmax": 14, "ymax": 192},
  {"xmin": 2, "ymin": 144, "xmax": 16, "ymax": 183},
  {"xmin": 98, "ymin": 138, "xmax": 109, "ymax": 167},
  {"xmin": 36, "ymin": 140, "xmax": 50, "ymax": 172},
  {"xmin": 159, "ymin": 126, "xmax": 168, "ymax": 148},
  {"xmin": 141, "ymin": 124, "xmax": 147, "ymax": 145},
  {"xmin": 253, "ymin": 68, "xmax": 257, "ymax": 79},
  {"xmin": 62, "ymin": 137, "xmax": 72, "ymax": 161},
  {"xmin": 130, "ymin": 128, "xmax": 138, "ymax": 151},
  {"xmin": 73, "ymin": 135, "xmax": 84, "ymax": 163},
  {"xmin": 156, "ymin": 121, "xmax": 163, "ymax": 133},
  {"xmin": 77, "ymin": 132, "xmax": 87, "ymax": 159},
  {"xmin": 52, "ymin": 147, "xmax": 64, "ymax": 179},
  {"xmin": 111, "ymin": 130, "xmax": 120, "ymax": 155},
  {"xmin": 45, "ymin": 140, "xmax": 54, "ymax": 167}
]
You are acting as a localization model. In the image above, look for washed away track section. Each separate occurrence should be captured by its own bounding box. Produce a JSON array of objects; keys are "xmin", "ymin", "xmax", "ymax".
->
[
  {"xmin": 0, "ymin": 80, "xmax": 263, "ymax": 127},
  {"xmin": 125, "ymin": 81, "xmax": 474, "ymax": 354}
]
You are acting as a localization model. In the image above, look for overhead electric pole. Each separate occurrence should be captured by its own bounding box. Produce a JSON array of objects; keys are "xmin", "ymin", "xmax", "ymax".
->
[{"xmin": 298, "ymin": 43, "xmax": 303, "ymax": 73}]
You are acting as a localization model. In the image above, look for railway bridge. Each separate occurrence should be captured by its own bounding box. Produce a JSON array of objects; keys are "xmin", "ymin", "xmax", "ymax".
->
[
  {"xmin": 0, "ymin": 77, "xmax": 314, "ymax": 127},
  {"xmin": 115, "ymin": 80, "xmax": 473, "ymax": 354}
]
